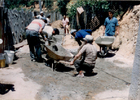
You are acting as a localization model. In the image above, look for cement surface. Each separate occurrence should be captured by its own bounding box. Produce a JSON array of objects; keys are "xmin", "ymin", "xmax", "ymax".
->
[
  {"xmin": 0, "ymin": 30, "xmax": 133, "ymax": 100},
  {"xmin": 0, "ymin": 44, "xmax": 133, "ymax": 100}
]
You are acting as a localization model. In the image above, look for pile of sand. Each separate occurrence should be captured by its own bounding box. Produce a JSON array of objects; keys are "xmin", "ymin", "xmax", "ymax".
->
[{"xmin": 51, "ymin": 20, "xmax": 63, "ymax": 29}]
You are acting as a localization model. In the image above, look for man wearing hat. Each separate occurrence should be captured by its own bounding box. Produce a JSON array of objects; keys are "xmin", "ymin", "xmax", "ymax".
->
[
  {"xmin": 70, "ymin": 35, "xmax": 97, "ymax": 77},
  {"xmin": 36, "ymin": 11, "xmax": 45, "ymax": 19},
  {"xmin": 26, "ymin": 17, "xmax": 46, "ymax": 62},
  {"xmin": 71, "ymin": 29, "xmax": 92, "ymax": 46}
]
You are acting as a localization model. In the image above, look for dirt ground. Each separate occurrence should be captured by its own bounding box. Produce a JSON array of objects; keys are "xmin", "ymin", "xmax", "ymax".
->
[{"xmin": 0, "ymin": 33, "xmax": 133, "ymax": 100}]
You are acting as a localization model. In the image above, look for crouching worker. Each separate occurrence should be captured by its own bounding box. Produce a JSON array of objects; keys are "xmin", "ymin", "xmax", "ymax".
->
[{"xmin": 70, "ymin": 35, "xmax": 97, "ymax": 77}]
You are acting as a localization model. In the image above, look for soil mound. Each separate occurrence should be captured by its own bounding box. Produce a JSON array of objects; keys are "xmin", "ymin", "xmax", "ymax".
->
[
  {"xmin": 92, "ymin": 4, "xmax": 140, "ymax": 59},
  {"xmin": 51, "ymin": 20, "xmax": 63, "ymax": 29}
]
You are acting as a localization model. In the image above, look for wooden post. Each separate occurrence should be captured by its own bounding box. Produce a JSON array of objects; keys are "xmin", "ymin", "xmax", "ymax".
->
[
  {"xmin": 39, "ymin": 0, "xmax": 42, "ymax": 11},
  {"xmin": 0, "ymin": 7, "xmax": 4, "ymax": 53},
  {"xmin": 128, "ymin": 20, "xmax": 140, "ymax": 100}
]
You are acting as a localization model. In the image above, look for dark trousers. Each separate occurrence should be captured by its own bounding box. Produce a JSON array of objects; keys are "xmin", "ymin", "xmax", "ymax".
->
[
  {"xmin": 26, "ymin": 30, "xmax": 42, "ymax": 61},
  {"xmin": 74, "ymin": 60, "xmax": 95, "ymax": 73}
]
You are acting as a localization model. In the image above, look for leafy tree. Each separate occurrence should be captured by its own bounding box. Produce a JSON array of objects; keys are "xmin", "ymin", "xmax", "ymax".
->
[
  {"xmin": 57, "ymin": 0, "xmax": 70, "ymax": 15},
  {"xmin": 4, "ymin": 0, "xmax": 34, "ymax": 9},
  {"xmin": 27, "ymin": 0, "xmax": 34, "ymax": 7},
  {"xmin": 44, "ymin": 0, "xmax": 54, "ymax": 10},
  {"xmin": 67, "ymin": 0, "xmax": 109, "ymax": 19}
]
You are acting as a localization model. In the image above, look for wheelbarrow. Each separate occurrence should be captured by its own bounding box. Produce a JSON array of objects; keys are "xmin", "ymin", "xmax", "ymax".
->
[
  {"xmin": 44, "ymin": 43, "xmax": 74, "ymax": 71},
  {"xmin": 95, "ymin": 36, "xmax": 115, "ymax": 57}
]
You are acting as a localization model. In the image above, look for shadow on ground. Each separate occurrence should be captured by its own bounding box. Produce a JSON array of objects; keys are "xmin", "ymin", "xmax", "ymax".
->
[
  {"xmin": 97, "ymin": 51, "xmax": 116, "ymax": 58},
  {"xmin": 84, "ymin": 72, "xmax": 98, "ymax": 77},
  {"xmin": 0, "ymin": 83, "xmax": 15, "ymax": 95},
  {"xmin": 45, "ymin": 58, "xmax": 74, "ymax": 72},
  {"xmin": 55, "ymin": 63, "xmax": 74, "ymax": 72}
]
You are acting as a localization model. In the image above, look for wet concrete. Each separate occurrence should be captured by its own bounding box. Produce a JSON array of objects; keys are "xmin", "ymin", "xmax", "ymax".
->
[
  {"xmin": 0, "ymin": 29, "xmax": 133, "ymax": 100},
  {"xmin": 1, "ymin": 50, "xmax": 132, "ymax": 100}
]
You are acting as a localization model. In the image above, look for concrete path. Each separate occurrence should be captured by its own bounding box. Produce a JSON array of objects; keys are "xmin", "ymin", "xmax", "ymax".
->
[{"xmin": 0, "ymin": 44, "xmax": 133, "ymax": 100}]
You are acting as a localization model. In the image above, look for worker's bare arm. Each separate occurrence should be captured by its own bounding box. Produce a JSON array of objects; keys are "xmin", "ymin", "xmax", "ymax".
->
[
  {"xmin": 103, "ymin": 26, "xmax": 106, "ymax": 35},
  {"xmin": 70, "ymin": 52, "xmax": 82, "ymax": 65},
  {"xmin": 116, "ymin": 26, "xmax": 119, "ymax": 35},
  {"xmin": 39, "ymin": 28, "xmax": 47, "ymax": 41}
]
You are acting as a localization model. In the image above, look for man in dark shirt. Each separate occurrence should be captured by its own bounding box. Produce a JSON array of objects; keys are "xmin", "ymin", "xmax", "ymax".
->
[{"xmin": 71, "ymin": 29, "xmax": 92, "ymax": 46}]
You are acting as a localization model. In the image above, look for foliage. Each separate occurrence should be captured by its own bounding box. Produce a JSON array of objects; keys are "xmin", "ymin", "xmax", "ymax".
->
[
  {"xmin": 4, "ymin": 0, "xmax": 35, "ymax": 9},
  {"xmin": 27, "ymin": 0, "xmax": 34, "ymax": 7},
  {"xmin": 45, "ymin": 0, "xmax": 54, "ymax": 10},
  {"xmin": 67, "ymin": 0, "xmax": 110, "ymax": 19},
  {"xmin": 57, "ymin": 0, "xmax": 70, "ymax": 15},
  {"xmin": 5, "ymin": 0, "xmax": 55, "ymax": 11}
]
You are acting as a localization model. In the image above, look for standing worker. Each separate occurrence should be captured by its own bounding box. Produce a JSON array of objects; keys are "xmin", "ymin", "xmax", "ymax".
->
[
  {"xmin": 62, "ymin": 15, "xmax": 69, "ymax": 35},
  {"xmin": 103, "ymin": 9, "xmax": 119, "ymax": 36},
  {"xmin": 70, "ymin": 29, "xmax": 92, "ymax": 46},
  {"xmin": 26, "ymin": 17, "xmax": 46, "ymax": 62},
  {"xmin": 70, "ymin": 35, "xmax": 97, "ymax": 77}
]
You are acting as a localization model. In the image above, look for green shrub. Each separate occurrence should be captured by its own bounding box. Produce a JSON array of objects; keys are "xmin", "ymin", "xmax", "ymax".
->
[
  {"xmin": 57, "ymin": 0, "xmax": 70, "ymax": 15},
  {"xmin": 66, "ymin": 0, "xmax": 109, "ymax": 19}
]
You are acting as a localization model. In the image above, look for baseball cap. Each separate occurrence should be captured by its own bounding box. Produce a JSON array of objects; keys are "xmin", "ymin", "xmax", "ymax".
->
[
  {"xmin": 83, "ymin": 35, "xmax": 93, "ymax": 42},
  {"xmin": 40, "ymin": 11, "xmax": 44, "ymax": 14},
  {"xmin": 70, "ymin": 29, "xmax": 77, "ymax": 34}
]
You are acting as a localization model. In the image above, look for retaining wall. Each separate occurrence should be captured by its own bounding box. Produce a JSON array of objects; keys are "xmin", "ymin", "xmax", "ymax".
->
[{"xmin": 3, "ymin": 9, "xmax": 62, "ymax": 50}]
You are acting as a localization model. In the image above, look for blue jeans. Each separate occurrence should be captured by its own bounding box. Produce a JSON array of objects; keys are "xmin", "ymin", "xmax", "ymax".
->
[{"xmin": 26, "ymin": 30, "xmax": 42, "ymax": 61}]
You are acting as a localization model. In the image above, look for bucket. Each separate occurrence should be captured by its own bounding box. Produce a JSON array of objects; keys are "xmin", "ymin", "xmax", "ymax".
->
[
  {"xmin": 4, "ymin": 50, "xmax": 15, "ymax": 65},
  {"xmin": 0, "ymin": 53, "xmax": 5, "ymax": 68}
]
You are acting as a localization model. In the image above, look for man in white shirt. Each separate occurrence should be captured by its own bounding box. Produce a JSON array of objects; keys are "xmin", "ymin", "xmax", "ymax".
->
[
  {"xmin": 36, "ymin": 11, "xmax": 45, "ymax": 19},
  {"xmin": 26, "ymin": 17, "xmax": 46, "ymax": 62},
  {"xmin": 42, "ymin": 25, "xmax": 59, "ymax": 45}
]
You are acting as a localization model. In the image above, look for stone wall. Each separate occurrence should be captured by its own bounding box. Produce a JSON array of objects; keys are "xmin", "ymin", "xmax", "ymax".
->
[
  {"xmin": 7, "ymin": 9, "xmax": 33, "ymax": 44},
  {"xmin": 3, "ymin": 9, "xmax": 62, "ymax": 50}
]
